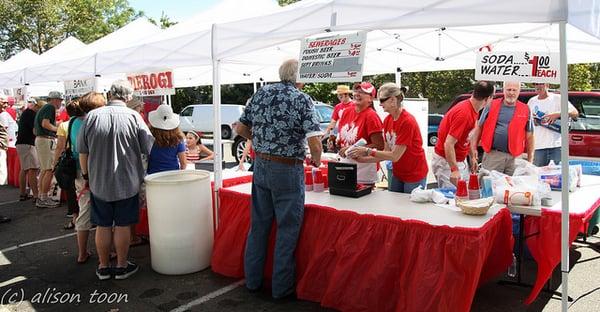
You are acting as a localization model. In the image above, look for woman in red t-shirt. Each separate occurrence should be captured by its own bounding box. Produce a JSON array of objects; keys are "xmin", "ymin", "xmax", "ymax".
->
[{"xmin": 348, "ymin": 83, "xmax": 428, "ymax": 193}]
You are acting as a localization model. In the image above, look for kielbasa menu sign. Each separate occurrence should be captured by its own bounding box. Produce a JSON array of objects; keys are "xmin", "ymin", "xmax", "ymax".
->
[
  {"xmin": 298, "ymin": 32, "xmax": 367, "ymax": 83},
  {"xmin": 127, "ymin": 70, "xmax": 175, "ymax": 96},
  {"xmin": 475, "ymin": 51, "xmax": 560, "ymax": 84}
]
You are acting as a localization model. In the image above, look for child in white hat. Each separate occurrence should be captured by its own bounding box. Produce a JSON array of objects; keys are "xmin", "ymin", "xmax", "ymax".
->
[{"xmin": 147, "ymin": 105, "xmax": 187, "ymax": 174}]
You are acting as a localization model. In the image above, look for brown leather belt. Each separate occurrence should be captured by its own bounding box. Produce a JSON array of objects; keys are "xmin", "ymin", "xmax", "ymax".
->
[{"xmin": 255, "ymin": 152, "xmax": 303, "ymax": 166}]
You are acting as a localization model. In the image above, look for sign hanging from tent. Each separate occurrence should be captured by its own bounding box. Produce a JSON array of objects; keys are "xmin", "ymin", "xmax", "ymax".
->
[
  {"xmin": 127, "ymin": 70, "xmax": 175, "ymax": 96},
  {"xmin": 13, "ymin": 87, "xmax": 26, "ymax": 102},
  {"xmin": 64, "ymin": 78, "xmax": 95, "ymax": 97},
  {"xmin": 298, "ymin": 32, "xmax": 367, "ymax": 83},
  {"xmin": 475, "ymin": 51, "xmax": 560, "ymax": 84}
]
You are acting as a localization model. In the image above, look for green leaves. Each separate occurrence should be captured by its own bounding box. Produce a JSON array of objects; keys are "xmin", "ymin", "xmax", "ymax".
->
[{"xmin": 0, "ymin": 0, "xmax": 141, "ymax": 59}]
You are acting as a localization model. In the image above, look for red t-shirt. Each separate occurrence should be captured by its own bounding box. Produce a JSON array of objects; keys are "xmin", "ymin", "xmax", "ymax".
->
[
  {"xmin": 434, "ymin": 99, "xmax": 478, "ymax": 162},
  {"xmin": 384, "ymin": 110, "xmax": 428, "ymax": 182},
  {"xmin": 337, "ymin": 106, "xmax": 382, "ymax": 148},
  {"xmin": 331, "ymin": 100, "xmax": 354, "ymax": 121}
]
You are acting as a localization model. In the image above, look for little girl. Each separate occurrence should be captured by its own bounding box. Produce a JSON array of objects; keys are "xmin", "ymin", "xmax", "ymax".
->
[
  {"xmin": 185, "ymin": 131, "xmax": 214, "ymax": 163},
  {"xmin": 147, "ymin": 105, "xmax": 187, "ymax": 174}
]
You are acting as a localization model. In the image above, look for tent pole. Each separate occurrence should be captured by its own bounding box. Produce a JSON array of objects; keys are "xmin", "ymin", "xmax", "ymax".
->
[
  {"xmin": 395, "ymin": 67, "xmax": 402, "ymax": 87},
  {"xmin": 212, "ymin": 23, "xmax": 223, "ymax": 230},
  {"xmin": 558, "ymin": 20, "xmax": 569, "ymax": 312}
]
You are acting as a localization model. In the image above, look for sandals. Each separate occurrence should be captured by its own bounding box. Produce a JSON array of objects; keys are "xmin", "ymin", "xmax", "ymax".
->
[{"xmin": 63, "ymin": 220, "xmax": 75, "ymax": 230}]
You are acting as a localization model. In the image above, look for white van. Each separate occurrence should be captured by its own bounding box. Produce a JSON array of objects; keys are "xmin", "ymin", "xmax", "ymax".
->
[{"xmin": 179, "ymin": 104, "xmax": 245, "ymax": 139}]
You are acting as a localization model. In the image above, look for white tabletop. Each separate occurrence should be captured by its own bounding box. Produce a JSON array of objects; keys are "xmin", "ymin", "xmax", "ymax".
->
[
  {"xmin": 225, "ymin": 183, "xmax": 505, "ymax": 229},
  {"xmin": 509, "ymin": 175, "xmax": 600, "ymax": 217}
]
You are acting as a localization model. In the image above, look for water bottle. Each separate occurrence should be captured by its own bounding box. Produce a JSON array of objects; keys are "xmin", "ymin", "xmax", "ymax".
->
[
  {"xmin": 481, "ymin": 176, "xmax": 493, "ymax": 198},
  {"xmin": 507, "ymin": 253, "xmax": 517, "ymax": 278}
]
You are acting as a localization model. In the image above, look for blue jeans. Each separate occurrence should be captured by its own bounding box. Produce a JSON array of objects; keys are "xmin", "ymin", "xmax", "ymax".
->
[
  {"xmin": 244, "ymin": 157, "xmax": 304, "ymax": 298},
  {"xmin": 389, "ymin": 175, "xmax": 426, "ymax": 194},
  {"xmin": 534, "ymin": 147, "xmax": 562, "ymax": 167}
]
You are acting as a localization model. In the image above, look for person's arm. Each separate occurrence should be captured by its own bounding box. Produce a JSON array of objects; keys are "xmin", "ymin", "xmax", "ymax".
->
[
  {"xmin": 526, "ymin": 132, "xmax": 535, "ymax": 163},
  {"xmin": 53, "ymin": 135, "xmax": 66, "ymax": 168},
  {"xmin": 444, "ymin": 134, "xmax": 465, "ymax": 184},
  {"xmin": 178, "ymin": 152, "xmax": 187, "ymax": 170},
  {"xmin": 307, "ymin": 135, "xmax": 322, "ymax": 167},
  {"xmin": 324, "ymin": 119, "xmax": 337, "ymax": 136},
  {"xmin": 349, "ymin": 142, "xmax": 406, "ymax": 163},
  {"xmin": 79, "ymin": 153, "xmax": 89, "ymax": 181},
  {"xmin": 367, "ymin": 132, "xmax": 384, "ymax": 150},
  {"xmin": 199, "ymin": 144, "xmax": 214, "ymax": 161},
  {"xmin": 234, "ymin": 122, "xmax": 252, "ymax": 140},
  {"xmin": 42, "ymin": 118, "xmax": 57, "ymax": 133}
]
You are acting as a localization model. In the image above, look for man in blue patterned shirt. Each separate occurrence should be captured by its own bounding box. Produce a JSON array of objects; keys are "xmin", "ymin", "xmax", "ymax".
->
[{"xmin": 235, "ymin": 59, "xmax": 323, "ymax": 299}]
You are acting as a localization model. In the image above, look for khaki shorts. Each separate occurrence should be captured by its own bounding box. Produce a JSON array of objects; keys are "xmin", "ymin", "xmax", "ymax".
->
[
  {"xmin": 481, "ymin": 150, "xmax": 516, "ymax": 176},
  {"xmin": 35, "ymin": 137, "xmax": 56, "ymax": 171},
  {"xmin": 16, "ymin": 144, "xmax": 40, "ymax": 170},
  {"xmin": 74, "ymin": 175, "xmax": 92, "ymax": 231},
  {"xmin": 431, "ymin": 152, "xmax": 468, "ymax": 189}
]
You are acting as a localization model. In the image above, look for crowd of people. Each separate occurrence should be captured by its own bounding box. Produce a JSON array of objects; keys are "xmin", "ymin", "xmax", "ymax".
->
[{"xmin": 0, "ymin": 80, "xmax": 216, "ymax": 279}]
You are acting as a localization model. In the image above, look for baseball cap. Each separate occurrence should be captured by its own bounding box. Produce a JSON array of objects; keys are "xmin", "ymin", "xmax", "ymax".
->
[
  {"xmin": 354, "ymin": 82, "xmax": 377, "ymax": 98},
  {"xmin": 47, "ymin": 91, "xmax": 64, "ymax": 100}
]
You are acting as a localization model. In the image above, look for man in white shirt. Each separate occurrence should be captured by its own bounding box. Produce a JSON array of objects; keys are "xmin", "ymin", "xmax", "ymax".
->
[{"xmin": 527, "ymin": 83, "xmax": 578, "ymax": 167}]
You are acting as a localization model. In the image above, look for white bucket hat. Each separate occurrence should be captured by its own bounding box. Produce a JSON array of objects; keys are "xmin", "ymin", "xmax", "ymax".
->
[{"xmin": 149, "ymin": 104, "xmax": 180, "ymax": 130}]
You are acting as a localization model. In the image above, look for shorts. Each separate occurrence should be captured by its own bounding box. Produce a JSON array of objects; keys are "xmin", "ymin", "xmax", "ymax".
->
[
  {"xmin": 16, "ymin": 144, "xmax": 40, "ymax": 170},
  {"xmin": 90, "ymin": 193, "xmax": 140, "ymax": 227},
  {"xmin": 74, "ymin": 174, "xmax": 92, "ymax": 231},
  {"xmin": 35, "ymin": 137, "xmax": 56, "ymax": 171}
]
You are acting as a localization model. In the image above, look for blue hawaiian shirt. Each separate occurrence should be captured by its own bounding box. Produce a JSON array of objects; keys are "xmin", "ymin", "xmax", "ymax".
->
[{"xmin": 239, "ymin": 82, "xmax": 322, "ymax": 160}]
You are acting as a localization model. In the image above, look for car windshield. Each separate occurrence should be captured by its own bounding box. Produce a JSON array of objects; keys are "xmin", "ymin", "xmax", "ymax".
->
[{"xmin": 316, "ymin": 105, "xmax": 333, "ymax": 123}]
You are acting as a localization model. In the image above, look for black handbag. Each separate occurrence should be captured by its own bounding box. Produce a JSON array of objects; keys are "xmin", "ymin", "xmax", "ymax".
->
[{"xmin": 54, "ymin": 118, "xmax": 77, "ymax": 189}]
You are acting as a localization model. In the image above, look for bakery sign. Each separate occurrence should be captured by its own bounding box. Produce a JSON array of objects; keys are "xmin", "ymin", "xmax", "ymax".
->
[
  {"xmin": 64, "ymin": 78, "xmax": 95, "ymax": 97},
  {"xmin": 475, "ymin": 51, "xmax": 560, "ymax": 84},
  {"xmin": 127, "ymin": 70, "xmax": 175, "ymax": 96}
]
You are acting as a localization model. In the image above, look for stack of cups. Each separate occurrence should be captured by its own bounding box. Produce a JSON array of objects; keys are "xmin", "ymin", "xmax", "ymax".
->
[
  {"xmin": 468, "ymin": 174, "xmax": 481, "ymax": 200},
  {"xmin": 305, "ymin": 170, "xmax": 313, "ymax": 191},
  {"xmin": 313, "ymin": 168, "xmax": 324, "ymax": 192},
  {"xmin": 456, "ymin": 180, "xmax": 469, "ymax": 201}
]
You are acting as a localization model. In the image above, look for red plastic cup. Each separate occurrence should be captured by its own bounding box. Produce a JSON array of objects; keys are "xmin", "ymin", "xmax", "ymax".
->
[
  {"xmin": 314, "ymin": 169, "xmax": 323, "ymax": 184},
  {"xmin": 456, "ymin": 180, "xmax": 468, "ymax": 197},
  {"xmin": 305, "ymin": 171, "xmax": 313, "ymax": 185},
  {"xmin": 468, "ymin": 174, "xmax": 480, "ymax": 190}
]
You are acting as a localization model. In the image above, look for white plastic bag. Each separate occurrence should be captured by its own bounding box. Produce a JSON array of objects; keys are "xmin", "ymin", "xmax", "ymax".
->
[{"xmin": 410, "ymin": 186, "xmax": 432, "ymax": 203}]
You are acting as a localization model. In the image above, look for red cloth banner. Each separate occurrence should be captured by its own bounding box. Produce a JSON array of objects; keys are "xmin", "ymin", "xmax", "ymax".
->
[
  {"xmin": 212, "ymin": 188, "xmax": 514, "ymax": 312},
  {"xmin": 7, "ymin": 147, "xmax": 20, "ymax": 187}
]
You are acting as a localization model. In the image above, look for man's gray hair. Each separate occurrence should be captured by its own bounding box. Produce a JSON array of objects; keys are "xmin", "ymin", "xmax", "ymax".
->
[
  {"xmin": 110, "ymin": 79, "xmax": 134, "ymax": 102},
  {"xmin": 279, "ymin": 59, "xmax": 298, "ymax": 83}
]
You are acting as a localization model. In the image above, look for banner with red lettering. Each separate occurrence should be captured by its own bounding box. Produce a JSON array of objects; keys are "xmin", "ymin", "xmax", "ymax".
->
[
  {"xmin": 475, "ymin": 51, "xmax": 560, "ymax": 84},
  {"xmin": 127, "ymin": 70, "xmax": 175, "ymax": 96},
  {"xmin": 298, "ymin": 32, "xmax": 367, "ymax": 83}
]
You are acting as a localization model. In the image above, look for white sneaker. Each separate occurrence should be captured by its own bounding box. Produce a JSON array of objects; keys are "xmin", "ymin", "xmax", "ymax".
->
[{"xmin": 36, "ymin": 198, "xmax": 59, "ymax": 208}]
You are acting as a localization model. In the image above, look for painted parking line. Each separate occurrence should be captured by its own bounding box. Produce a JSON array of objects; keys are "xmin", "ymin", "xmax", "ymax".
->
[
  {"xmin": 1, "ymin": 232, "xmax": 79, "ymax": 253},
  {"xmin": 0, "ymin": 200, "xmax": 20, "ymax": 207},
  {"xmin": 170, "ymin": 279, "xmax": 245, "ymax": 312}
]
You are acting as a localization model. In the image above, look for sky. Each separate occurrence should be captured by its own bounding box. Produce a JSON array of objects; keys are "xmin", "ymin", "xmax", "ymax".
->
[{"xmin": 129, "ymin": 0, "xmax": 219, "ymax": 22}]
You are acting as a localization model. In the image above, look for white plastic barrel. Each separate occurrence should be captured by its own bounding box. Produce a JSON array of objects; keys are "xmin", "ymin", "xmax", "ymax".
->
[{"xmin": 144, "ymin": 170, "xmax": 213, "ymax": 275}]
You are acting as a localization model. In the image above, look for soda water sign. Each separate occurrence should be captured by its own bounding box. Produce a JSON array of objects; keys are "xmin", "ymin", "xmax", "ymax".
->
[
  {"xmin": 64, "ymin": 78, "xmax": 95, "ymax": 97},
  {"xmin": 298, "ymin": 32, "xmax": 367, "ymax": 83},
  {"xmin": 475, "ymin": 51, "xmax": 560, "ymax": 84}
]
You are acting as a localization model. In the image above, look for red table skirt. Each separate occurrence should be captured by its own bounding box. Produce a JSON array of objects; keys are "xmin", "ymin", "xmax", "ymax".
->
[
  {"xmin": 212, "ymin": 188, "xmax": 514, "ymax": 312},
  {"xmin": 524, "ymin": 199, "xmax": 600, "ymax": 304},
  {"xmin": 7, "ymin": 147, "xmax": 20, "ymax": 187}
]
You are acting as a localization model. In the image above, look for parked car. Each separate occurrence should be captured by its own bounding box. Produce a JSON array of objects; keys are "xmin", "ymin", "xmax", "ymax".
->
[
  {"xmin": 428, "ymin": 114, "xmax": 444, "ymax": 146},
  {"xmin": 448, "ymin": 90, "xmax": 600, "ymax": 158},
  {"xmin": 179, "ymin": 104, "xmax": 245, "ymax": 139},
  {"xmin": 231, "ymin": 102, "xmax": 334, "ymax": 163}
]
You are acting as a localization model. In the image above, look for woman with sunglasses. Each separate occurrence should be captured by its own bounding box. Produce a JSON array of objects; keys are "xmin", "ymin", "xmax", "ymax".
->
[{"xmin": 347, "ymin": 83, "xmax": 428, "ymax": 193}]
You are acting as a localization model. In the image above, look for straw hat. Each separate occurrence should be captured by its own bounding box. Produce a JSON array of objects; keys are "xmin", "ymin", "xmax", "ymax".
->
[
  {"xmin": 331, "ymin": 85, "xmax": 351, "ymax": 95},
  {"xmin": 148, "ymin": 105, "xmax": 180, "ymax": 130}
]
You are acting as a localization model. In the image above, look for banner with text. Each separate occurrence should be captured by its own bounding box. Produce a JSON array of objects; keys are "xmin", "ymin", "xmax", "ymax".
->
[
  {"xmin": 476, "ymin": 51, "xmax": 560, "ymax": 84},
  {"xmin": 298, "ymin": 32, "xmax": 367, "ymax": 83},
  {"xmin": 127, "ymin": 70, "xmax": 175, "ymax": 96},
  {"xmin": 64, "ymin": 78, "xmax": 95, "ymax": 97}
]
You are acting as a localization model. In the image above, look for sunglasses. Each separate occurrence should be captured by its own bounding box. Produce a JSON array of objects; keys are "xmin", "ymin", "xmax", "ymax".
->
[{"xmin": 379, "ymin": 97, "xmax": 390, "ymax": 103}]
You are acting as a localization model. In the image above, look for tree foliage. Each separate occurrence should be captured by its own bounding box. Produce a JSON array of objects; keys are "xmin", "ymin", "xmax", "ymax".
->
[
  {"xmin": 146, "ymin": 11, "xmax": 178, "ymax": 29},
  {"xmin": 0, "ymin": 0, "xmax": 141, "ymax": 59}
]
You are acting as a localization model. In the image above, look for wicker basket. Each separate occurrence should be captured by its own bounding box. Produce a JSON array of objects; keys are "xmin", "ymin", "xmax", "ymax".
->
[{"xmin": 456, "ymin": 197, "xmax": 495, "ymax": 215}]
